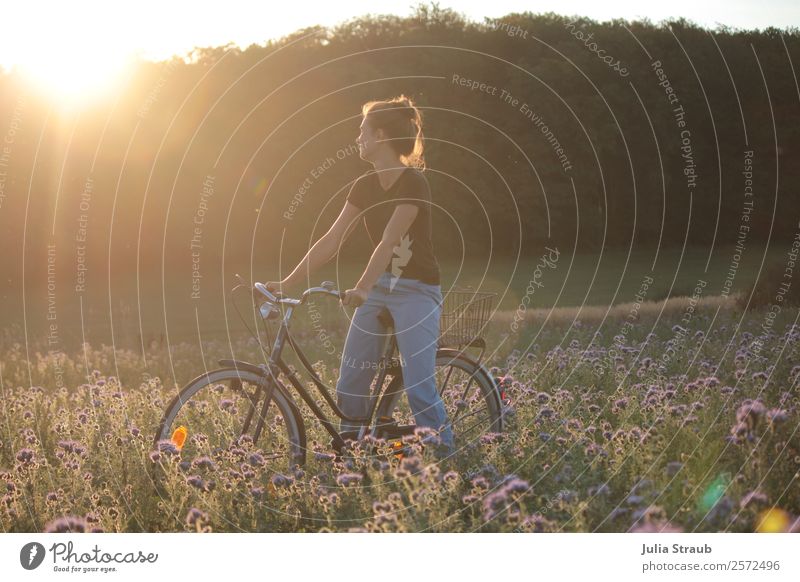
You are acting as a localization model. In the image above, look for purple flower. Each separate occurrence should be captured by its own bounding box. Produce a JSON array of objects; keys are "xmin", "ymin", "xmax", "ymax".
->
[
  {"xmin": 480, "ymin": 432, "xmax": 502, "ymax": 445},
  {"xmin": 399, "ymin": 456, "xmax": 423, "ymax": 475},
  {"xmin": 587, "ymin": 483, "xmax": 611, "ymax": 497},
  {"xmin": 373, "ymin": 500, "xmax": 393, "ymax": 515},
  {"xmin": 500, "ymin": 477, "xmax": 529, "ymax": 494},
  {"xmin": 482, "ymin": 477, "xmax": 530, "ymax": 522},
  {"xmin": 739, "ymin": 490, "xmax": 769, "ymax": 509},
  {"xmin": 44, "ymin": 515, "xmax": 88, "ymax": 533},
  {"xmin": 767, "ymin": 408, "xmax": 788, "ymax": 424},
  {"xmin": 518, "ymin": 513, "xmax": 553, "ymax": 532},
  {"xmin": 270, "ymin": 473, "xmax": 294, "ymax": 488},
  {"xmin": 186, "ymin": 475, "xmax": 209, "ymax": 491},
  {"xmin": 248, "ymin": 453, "xmax": 265, "ymax": 466},
  {"xmin": 442, "ymin": 470, "xmax": 459, "ymax": 484},
  {"xmin": 186, "ymin": 507, "xmax": 208, "ymax": 527},
  {"xmin": 156, "ymin": 440, "xmax": 180, "ymax": 456},
  {"xmin": 665, "ymin": 462, "xmax": 683, "ymax": 477},
  {"xmin": 336, "ymin": 472, "xmax": 364, "ymax": 487},
  {"xmin": 470, "ymin": 475, "xmax": 490, "ymax": 490},
  {"xmin": 566, "ymin": 418, "xmax": 582, "ymax": 431},
  {"xmin": 192, "ymin": 456, "xmax": 217, "ymax": 471},
  {"xmin": 57, "ymin": 440, "xmax": 88, "ymax": 457},
  {"xmin": 736, "ymin": 399, "xmax": 766, "ymax": 427},
  {"xmin": 15, "ymin": 448, "xmax": 35, "ymax": 465},
  {"xmin": 630, "ymin": 519, "xmax": 683, "ymax": 533}
]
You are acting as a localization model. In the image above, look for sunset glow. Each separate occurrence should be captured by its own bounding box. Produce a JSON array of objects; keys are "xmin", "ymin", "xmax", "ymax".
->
[{"xmin": 2, "ymin": 0, "xmax": 796, "ymax": 109}]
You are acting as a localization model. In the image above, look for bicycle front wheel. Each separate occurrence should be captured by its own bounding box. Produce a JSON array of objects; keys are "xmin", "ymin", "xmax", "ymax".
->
[
  {"xmin": 154, "ymin": 368, "xmax": 306, "ymax": 470},
  {"xmin": 375, "ymin": 350, "xmax": 503, "ymax": 447}
]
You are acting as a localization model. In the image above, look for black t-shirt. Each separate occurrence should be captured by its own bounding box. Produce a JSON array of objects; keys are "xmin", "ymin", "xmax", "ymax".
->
[{"xmin": 346, "ymin": 167, "xmax": 441, "ymax": 285}]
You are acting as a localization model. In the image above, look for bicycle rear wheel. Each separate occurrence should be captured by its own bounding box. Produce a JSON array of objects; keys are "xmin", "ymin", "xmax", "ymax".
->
[
  {"xmin": 374, "ymin": 350, "xmax": 503, "ymax": 448},
  {"xmin": 154, "ymin": 368, "xmax": 306, "ymax": 471}
]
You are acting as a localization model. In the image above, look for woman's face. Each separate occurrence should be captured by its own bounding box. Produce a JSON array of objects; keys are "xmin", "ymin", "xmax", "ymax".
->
[{"xmin": 356, "ymin": 116, "xmax": 383, "ymax": 162}]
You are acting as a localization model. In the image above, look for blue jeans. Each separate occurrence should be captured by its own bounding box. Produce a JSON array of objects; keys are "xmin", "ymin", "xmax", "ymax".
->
[{"xmin": 335, "ymin": 271, "xmax": 455, "ymax": 455}]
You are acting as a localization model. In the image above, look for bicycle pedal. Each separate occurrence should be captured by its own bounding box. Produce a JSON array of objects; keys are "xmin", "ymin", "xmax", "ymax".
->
[
  {"xmin": 390, "ymin": 441, "xmax": 409, "ymax": 459},
  {"xmin": 381, "ymin": 424, "xmax": 417, "ymax": 438}
]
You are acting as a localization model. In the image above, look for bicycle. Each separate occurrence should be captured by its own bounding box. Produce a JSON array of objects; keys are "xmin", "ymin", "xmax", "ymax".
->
[{"xmin": 153, "ymin": 276, "xmax": 506, "ymax": 471}]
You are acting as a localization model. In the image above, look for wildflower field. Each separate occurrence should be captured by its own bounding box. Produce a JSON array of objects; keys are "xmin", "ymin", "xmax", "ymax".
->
[{"xmin": 1, "ymin": 296, "xmax": 799, "ymax": 533}]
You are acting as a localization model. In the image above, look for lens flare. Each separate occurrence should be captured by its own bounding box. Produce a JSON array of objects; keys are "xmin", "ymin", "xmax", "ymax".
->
[
  {"xmin": 698, "ymin": 473, "xmax": 730, "ymax": 513},
  {"xmin": 756, "ymin": 508, "xmax": 791, "ymax": 533}
]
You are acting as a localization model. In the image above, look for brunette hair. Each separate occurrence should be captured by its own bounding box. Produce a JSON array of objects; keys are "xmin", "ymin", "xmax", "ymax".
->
[{"xmin": 361, "ymin": 94, "xmax": 425, "ymax": 169}]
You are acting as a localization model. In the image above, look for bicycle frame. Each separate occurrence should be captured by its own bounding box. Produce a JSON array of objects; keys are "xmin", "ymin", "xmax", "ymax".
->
[{"xmin": 229, "ymin": 285, "xmax": 401, "ymax": 453}]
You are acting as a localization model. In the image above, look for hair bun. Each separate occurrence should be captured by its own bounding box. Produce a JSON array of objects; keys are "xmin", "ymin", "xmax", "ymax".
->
[{"xmin": 396, "ymin": 95, "xmax": 416, "ymax": 116}]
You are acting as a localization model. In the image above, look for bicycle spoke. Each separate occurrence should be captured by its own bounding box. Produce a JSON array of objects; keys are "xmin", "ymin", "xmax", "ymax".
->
[
  {"xmin": 446, "ymin": 375, "xmax": 481, "ymax": 425},
  {"xmin": 456, "ymin": 413, "xmax": 494, "ymax": 440},
  {"xmin": 438, "ymin": 363, "xmax": 456, "ymax": 397},
  {"xmin": 450, "ymin": 404, "xmax": 489, "ymax": 427},
  {"xmin": 240, "ymin": 380, "xmax": 260, "ymax": 435}
]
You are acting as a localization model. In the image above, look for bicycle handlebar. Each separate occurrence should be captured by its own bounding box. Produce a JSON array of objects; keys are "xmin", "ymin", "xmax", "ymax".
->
[{"xmin": 235, "ymin": 274, "xmax": 342, "ymax": 307}]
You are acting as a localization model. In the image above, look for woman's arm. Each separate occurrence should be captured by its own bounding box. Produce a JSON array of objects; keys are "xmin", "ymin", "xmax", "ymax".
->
[
  {"xmin": 355, "ymin": 203, "xmax": 418, "ymax": 293},
  {"xmin": 280, "ymin": 201, "xmax": 362, "ymax": 290}
]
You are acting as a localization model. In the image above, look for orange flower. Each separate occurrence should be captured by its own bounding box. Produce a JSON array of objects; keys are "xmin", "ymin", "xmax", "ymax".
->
[{"xmin": 171, "ymin": 426, "xmax": 188, "ymax": 450}]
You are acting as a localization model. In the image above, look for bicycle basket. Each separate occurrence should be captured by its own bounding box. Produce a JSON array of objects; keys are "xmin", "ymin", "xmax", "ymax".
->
[{"xmin": 438, "ymin": 287, "xmax": 496, "ymax": 347}]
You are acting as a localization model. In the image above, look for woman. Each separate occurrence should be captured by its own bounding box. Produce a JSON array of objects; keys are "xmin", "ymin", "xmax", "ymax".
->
[{"xmin": 265, "ymin": 95, "xmax": 455, "ymax": 458}]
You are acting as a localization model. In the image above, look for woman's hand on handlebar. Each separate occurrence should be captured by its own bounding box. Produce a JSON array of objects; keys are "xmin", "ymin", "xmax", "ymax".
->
[
  {"xmin": 341, "ymin": 287, "xmax": 368, "ymax": 308},
  {"xmin": 263, "ymin": 280, "xmax": 287, "ymax": 298}
]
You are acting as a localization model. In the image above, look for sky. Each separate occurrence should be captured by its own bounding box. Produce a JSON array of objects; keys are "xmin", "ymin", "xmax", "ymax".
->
[{"xmin": 1, "ymin": 0, "xmax": 797, "ymax": 102}]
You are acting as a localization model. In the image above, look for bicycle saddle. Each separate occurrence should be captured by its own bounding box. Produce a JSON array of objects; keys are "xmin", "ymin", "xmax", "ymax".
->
[{"xmin": 377, "ymin": 307, "xmax": 394, "ymax": 329}]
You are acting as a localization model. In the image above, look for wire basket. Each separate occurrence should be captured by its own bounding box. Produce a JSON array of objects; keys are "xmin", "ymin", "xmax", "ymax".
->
[{"xmin": 438, "ymin": 287, "xmax": 497, "ymax": 347}]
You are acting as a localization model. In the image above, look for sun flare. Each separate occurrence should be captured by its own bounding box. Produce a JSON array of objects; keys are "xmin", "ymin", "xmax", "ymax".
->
[
  {"xmin": 2, "ymin": 4, "xmax": 138, "ymax": 109},
  {"xmin": 16, "ymin": 39, "xmax": 133, "ymax": 107}
]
